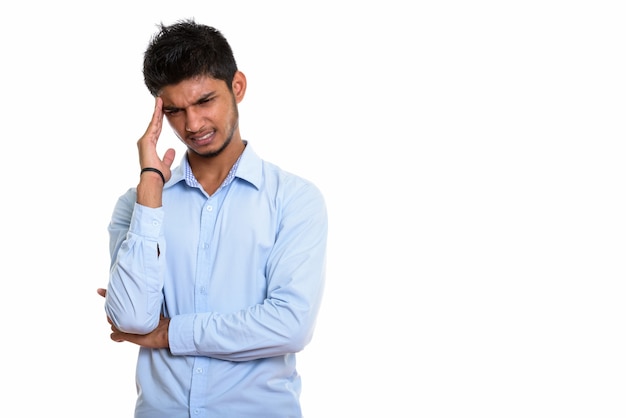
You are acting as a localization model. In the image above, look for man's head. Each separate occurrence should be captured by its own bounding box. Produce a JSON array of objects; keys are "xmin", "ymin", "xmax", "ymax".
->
[{"xmin": 143, "ymin": 19, "xmax": 238, "ymax": 97}]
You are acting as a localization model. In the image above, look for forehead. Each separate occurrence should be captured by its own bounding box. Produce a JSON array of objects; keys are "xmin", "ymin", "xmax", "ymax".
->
[{"xmin": 159, "ymin": 75, "xmax": 227, "ymax": 106}]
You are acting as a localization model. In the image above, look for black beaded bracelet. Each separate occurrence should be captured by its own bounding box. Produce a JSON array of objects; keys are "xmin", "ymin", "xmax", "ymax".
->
[{"xmin": 140, "ymin": 167, "xmax": 165, "ymax": 184}]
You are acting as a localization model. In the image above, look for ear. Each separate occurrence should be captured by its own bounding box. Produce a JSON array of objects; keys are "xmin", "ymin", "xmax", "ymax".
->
[{"xmin": 232, "ymin": 71, "xmax": 247, "ymax": 103}]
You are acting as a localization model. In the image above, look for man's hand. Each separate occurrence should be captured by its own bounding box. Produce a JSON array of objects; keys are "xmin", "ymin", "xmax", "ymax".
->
[
  {"xmin": 136, "ymin": 97, "xmax": 177, "ymax": 207},
  {"xmin": 97, "ymin": 288, "xmax": 170, "ymax": 349},
  {"xmin": 138, "ymin": 96, "xmax": 176, "ymax": 180}
]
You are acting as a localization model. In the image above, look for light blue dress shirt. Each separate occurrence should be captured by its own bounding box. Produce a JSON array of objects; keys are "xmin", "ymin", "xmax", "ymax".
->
[{"xmin": 105, "ymin": 143, "xmax": 328, "ymax": 418}]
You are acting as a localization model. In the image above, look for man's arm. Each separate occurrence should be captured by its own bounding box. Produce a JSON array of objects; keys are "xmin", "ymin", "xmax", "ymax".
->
[
  {"xmin": 98, "ymin": 288, "xmax": 169, "ymax": 348},
  {"xmin": 101, "ymin": 96, "xmax": 176, "ymax": 335}
]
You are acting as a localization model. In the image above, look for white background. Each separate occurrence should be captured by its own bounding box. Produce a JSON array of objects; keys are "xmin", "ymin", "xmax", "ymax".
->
[{"xmin": 0, "ymin": 1, "xmax": 624, "ymax": 416}]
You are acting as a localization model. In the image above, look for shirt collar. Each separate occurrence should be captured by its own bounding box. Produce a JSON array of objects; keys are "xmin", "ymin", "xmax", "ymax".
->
[{"xmin": 165, "ymin": 141, "xmax": 263, "ymax": 191}]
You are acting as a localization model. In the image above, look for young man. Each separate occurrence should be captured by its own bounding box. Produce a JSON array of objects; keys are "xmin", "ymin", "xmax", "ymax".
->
[{"xmin": 98, "ymin": 19, "xmax": 327, "ymax": 418}]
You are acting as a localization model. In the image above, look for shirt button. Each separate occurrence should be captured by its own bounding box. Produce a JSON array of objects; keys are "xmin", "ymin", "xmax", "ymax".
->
[
  {"xmin": 196, "ymin": 368, "xmax": 203, "ymax": 373},
  {"xmin": 206, "ymin": 205, "xmax": 213, "ymax": 211}
]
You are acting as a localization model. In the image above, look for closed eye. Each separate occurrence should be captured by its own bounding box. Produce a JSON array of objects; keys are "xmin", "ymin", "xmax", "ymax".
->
[
  {"xmin": 161, "ymin": 92, "xmax": 216, "ymax": 115},
  {"xmin": 197, "ymin": 97, "xmax": 214, "ymax": 107},
  {"xmin": 163, "ymin": 107, "xmax": 181, "ymax": 116}
]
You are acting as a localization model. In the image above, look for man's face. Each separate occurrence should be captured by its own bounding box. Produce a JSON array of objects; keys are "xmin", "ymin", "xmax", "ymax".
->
[{"xmin": 160, "ymin": 73, "xmax": 245, "ymax": 158}]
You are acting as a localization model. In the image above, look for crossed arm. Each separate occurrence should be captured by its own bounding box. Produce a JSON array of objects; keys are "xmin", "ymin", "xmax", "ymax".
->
[{"xmin": 97, "ymin": 288, "xmax": 170, "ymax": 349}]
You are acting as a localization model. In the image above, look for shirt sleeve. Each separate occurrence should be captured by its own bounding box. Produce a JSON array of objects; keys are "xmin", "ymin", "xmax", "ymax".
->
[
  {"xmin": 168, "ymin": 181, "xmax": 328, "ymax": 361},
  {"xmin": 104, "ymin": 189, "xmax": 166, "ymax": 335}
]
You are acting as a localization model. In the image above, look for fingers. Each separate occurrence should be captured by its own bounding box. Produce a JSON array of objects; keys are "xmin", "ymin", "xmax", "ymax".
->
[
  {"xmin": 142, "ymin": 97, "xmax": 164, "ymax": 143},
  {"xmin": 99, "ymin": 289, "xmax": 124, "ymax": 343},
  {"xmin": 110, "ymin": 322, "xmax": 125, "ymax": 342},
  {"xmin": 138, "ymin": 97, "xmax": 166, "ymax": 170},
  {"xmin": 162, "ymin": 148, "xmax": 176, "ymax": 169},
  {"xmin": 149, "ymin": 96, "xmax": 164, "ymax": 139}
]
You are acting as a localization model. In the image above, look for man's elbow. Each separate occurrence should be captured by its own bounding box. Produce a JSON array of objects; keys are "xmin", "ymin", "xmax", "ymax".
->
[{"xmin": 107, "ymin": 309, "xmax": 159, "ymax": 335}]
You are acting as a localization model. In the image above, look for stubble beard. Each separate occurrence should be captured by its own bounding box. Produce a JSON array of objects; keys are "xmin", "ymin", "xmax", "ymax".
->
[
  {"xmin": 196, "ymin": 129, "xmax": 233, "ymax": 158},
  {"xmin": 194, "ymin": 99, "xmax": 239, "ymax": 159}
]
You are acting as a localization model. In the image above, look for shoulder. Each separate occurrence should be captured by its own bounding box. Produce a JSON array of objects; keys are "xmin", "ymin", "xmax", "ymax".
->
[
  {"xmin": 238, "ymin": 144, "xmax": 325, "ymax": 201},
  {"xmin": 260, "ymin": 162, "xmax": 327, "ymax": 227},
  {"xmin": 269, "ymin": 162, "xmax": 322, "ymax": 196}
]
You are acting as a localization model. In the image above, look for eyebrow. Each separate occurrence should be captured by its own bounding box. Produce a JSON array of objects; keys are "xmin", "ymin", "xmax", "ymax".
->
[{"xmin": 162, "ymin": 92, "xmax": 216, "ymax": 112}]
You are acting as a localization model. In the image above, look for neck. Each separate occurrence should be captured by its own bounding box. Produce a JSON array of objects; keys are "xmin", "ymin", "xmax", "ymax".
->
[{"xmin": 187, "ymin": 139, "xmax": 246, "ymax": 194}]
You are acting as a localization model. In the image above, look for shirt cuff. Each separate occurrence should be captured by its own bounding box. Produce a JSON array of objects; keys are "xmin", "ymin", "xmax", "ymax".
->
[
  {"xmin": 168, "ymin": 313, "xmax": 197, "ymax": 355},
  {"xmin": 129, "ymin": 203, "xmax": 164, "ymax": 239}
]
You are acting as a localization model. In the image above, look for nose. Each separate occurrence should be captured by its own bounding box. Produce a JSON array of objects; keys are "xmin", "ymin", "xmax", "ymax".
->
[{"xmin": 185, "ymin": 109, "xmax": 204, "ymax": 133}]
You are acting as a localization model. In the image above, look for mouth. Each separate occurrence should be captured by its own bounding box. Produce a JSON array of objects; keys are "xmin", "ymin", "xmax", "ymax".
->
[{"xmin": 189, "ymin": 130, "xmax": 215, "ymax": 146}]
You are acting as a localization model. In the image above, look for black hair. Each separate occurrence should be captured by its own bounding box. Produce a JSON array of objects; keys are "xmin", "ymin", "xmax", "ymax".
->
[{"xmin": 143, "ymin": 18, "xmax": 238, "ymax": 96}]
